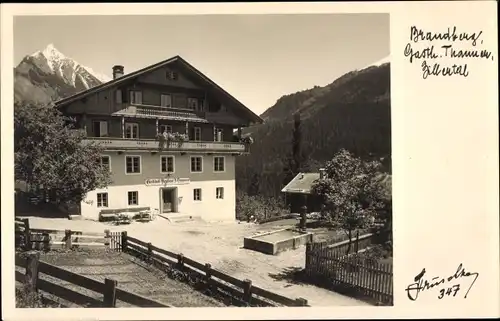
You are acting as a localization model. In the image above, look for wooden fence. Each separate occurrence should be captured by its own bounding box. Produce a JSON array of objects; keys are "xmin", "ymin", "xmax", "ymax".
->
[
  {"xmin": 113, "ymin": 232, "xmax": 309, "ymax": 307},
  {"xmin": 304, "ymin": 233, "xmax": 393, "ymax": 305},
  {"xmin": 15, "ymin": 218, "xmax": 111, "ymax": 251},
  {"xmin": 15, "ymin": 251, "xmax": 171, "ymax": 308}
]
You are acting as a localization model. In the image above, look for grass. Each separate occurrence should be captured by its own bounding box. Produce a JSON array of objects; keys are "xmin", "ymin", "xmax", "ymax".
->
[{"xmin": 17, "ymin": 248, "xmax": 226, "ymax": 308}]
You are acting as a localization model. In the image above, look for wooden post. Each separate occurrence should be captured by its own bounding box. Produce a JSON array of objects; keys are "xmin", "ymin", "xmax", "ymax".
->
[
  {"xmin": 295, "ymin": 297, "xmax": 308, "ymax": 306},
  {"xmin": 121, "ymin": 231, "xmax": 128, "ymax": 252},
  {"xmin": 204, "ymin": 263, "xmax": 212, "ymax": 283},
  {"xmin": 355, "ymin": 230, "xmax": 360, "ymax": 253},
  {"xmin": 121, "ymin": 116, "xmax": 125, "ymax": 138},
  {"xmin": 185, "ymin": 122, "xmax": 189, "ymax": 137},
  {"xmin": 103, "ymin": 278, "xmax": 118, "ymax": 307},
  {"xmin": 65, "ymin": 229, "xmax": 72, "ymax": 249},
  {"xmin": 155, "ymin": 119, "xmax": 159, "ymax": 136},
  {"xmin": 23, "ymin": 218, "xmax": 31, "ymax": 251},
  {"xmin": 177, "ymin": 253, "xmax": 184, "ymax": 270},
  {"xmin": 300, "ymin": 205, "xmax": 307, "ymax": 230},
  {"xmin": 242, "ymin": 279, "xmax": 252, "ymax": 304},
  {"xmin": 104, "ymin": 229, "xmax": 110, "ymax": 249},
  {"xmin": 25, "ymin": 251, "xmax": 40, "ymax": 292},
  {"xmin": 42, "ymin": 232, "xmax": 50, "ymax": 252},
  {"xmin": 147, "ymin": 243, "xmax": 153, "ymax": 265}
]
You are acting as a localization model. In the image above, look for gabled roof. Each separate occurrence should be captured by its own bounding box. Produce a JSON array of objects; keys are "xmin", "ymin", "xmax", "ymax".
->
[
  {"xmin": 55, "ymin": 55, "xmax": 263, "ymax": 124},
  {"xmin": 281, "ymin": 171, "xmax": 392, "ymax": 200},
  {"xmin": 281, "ymin": 172, "xmax": 321, "ymax": 194}
]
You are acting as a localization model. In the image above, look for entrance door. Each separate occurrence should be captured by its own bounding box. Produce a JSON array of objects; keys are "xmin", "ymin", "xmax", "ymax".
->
[{"xmin": 162, "ymin": 188, "xmax": 175, "ymax": 213}]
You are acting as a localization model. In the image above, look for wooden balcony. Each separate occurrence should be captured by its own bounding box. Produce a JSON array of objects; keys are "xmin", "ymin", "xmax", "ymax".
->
[{"xmin": 82, "ymin": 137, "xmax": 248, "ymax": 154}]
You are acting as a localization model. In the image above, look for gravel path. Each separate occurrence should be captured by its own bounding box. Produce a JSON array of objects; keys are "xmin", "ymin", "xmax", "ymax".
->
[{"xmin": 24, "ymin": 216, "xmax": 371, "ymax": 306}]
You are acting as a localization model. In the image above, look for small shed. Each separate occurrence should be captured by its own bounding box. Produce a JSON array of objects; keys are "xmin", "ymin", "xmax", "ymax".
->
[{"xmin": 281, "ymin": 169, "xmax": 326, "ymax": 214}]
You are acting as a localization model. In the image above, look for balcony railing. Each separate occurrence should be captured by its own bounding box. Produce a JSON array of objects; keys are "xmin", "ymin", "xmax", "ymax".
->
[{"xmin": 82, "ymin": 137, "xmax": 248, "ymax": 154}]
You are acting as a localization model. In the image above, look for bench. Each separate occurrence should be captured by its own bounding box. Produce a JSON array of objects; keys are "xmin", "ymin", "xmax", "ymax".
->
[{"xmin": 99, "ymin": 207, "xmax": 151, "ymax": 223}]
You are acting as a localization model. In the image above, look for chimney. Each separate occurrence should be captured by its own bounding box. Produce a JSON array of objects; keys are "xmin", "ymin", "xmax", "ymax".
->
[
  {"xmin": 319, "ymin": 168, "xmax": 326, "ymax": 179},
  {"xmin": 112, "ymin": 65, "xmax": 124, "ymax": 79}
]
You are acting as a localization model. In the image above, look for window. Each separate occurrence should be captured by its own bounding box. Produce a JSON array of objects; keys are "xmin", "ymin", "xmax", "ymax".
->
[
  {"xmin": 100, "ymin": 156, "xmax": 111, "ymax": 171},
  {"xmin": 130, "ymin": 90, "xmax": 143, "ymax": 104},
  {"xmin": 125, "ymin": 156, "xmax": 141, "ymax": 174},
  {"xmin": 214, "ymin": 156, "xmax": 225, "ymax": 172},
  {"xmin": 214, "ymin": 128, "xmax": 224, "ymax": 142},
  {"xmin": 161, "ymin": 94, "xmax": 172, "ymax": 107},
  {"xmin": 166, "ymin": 71, "xmax": 179, "ymax": 80},
  {"xmin": 187, "ymin": 98, "xmax": 199, "ymax": 110},
  {"xmin": 161, "ymin": 156, "xmax": 175, "ymax": 173},
  {"xmin": 190, "ymin": 156, "xmax": 203, "ymax": 173},
  {"xmin": 159, "ymin": 125, "xmax": 172, "ymax": 134},
  {"xmin": 125, "ymin": 122, "xmax": 139, "ymax": 139},
  {"xmin": 194, "ymin": 127, "xmax": 202, "ymax": 141},
  {"xmin": 216, "ymin": 187, "xmax": 224, "ymax": 200},
  {"xmin": 115, "ymin": 90, "xmax": 122, "ymax": 104},
  {"xmin": 193, "ymin": 188, "xmax": 202, "ymax": 201},
  {"xmin": 92, "ymin": 120, "xmax": 108, "ymax": 137},
  {"xmin": 97, "ymin": 193, "xmax": 108, "ymax": 207},
  {"xmin": 128, "ymin": 191, "xmax": 138, "ymax": 205}
]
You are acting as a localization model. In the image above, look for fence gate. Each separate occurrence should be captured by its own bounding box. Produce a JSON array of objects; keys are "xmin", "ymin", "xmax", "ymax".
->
[{"xmin": 109, "ymin": 232, "xmax": 122, "ymax": 251}]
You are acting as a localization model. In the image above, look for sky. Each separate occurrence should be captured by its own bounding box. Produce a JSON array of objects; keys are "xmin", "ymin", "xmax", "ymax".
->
[{"xmin": 14, "ymin": 14, "xmax": 389, "ymax": 115}]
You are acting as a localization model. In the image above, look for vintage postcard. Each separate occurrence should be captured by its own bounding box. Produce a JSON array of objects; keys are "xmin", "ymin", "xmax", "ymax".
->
[{"xmin": 1, "ymin": 1, "xmax": 498, "ymax": 320}]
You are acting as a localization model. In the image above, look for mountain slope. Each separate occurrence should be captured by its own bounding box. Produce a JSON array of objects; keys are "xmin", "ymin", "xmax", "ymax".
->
[
  {"xmin": 14, "ymin": 44, "xmax": 111, "ymax": 106},
  {"xmin": 236, "ymin": 60, "xmax": 391, "ymax": 198}
]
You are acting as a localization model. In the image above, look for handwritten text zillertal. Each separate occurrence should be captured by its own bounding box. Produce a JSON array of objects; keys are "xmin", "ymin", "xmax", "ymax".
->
[{"xmin": 404, "ymin": 26, "xmax": 494, "ymax": 79}]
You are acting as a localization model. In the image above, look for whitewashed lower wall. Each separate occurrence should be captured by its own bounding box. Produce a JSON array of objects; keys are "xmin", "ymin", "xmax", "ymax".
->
[{"xmin": 81, "ymin": 179, "xmax": 236, "ymax": 222}]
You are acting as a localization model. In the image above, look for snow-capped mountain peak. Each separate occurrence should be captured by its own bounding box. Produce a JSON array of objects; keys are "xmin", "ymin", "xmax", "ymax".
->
[
  {"xmin": 27, "ymin": 43, "xmax": 111, "ymax": 87},
  {"xmin": 15, "ymin": 43, "xmax": 112, "ymax": 106}
]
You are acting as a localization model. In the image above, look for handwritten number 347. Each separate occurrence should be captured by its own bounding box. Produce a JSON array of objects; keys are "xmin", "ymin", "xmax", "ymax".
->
[{"xmin": 438, "ymin": 284, "xmax": 460, "ymax": 299}]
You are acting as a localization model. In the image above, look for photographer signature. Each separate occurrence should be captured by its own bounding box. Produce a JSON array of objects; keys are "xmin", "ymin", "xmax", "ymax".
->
[{"xmin": 405, "ymin": 263, "xmax": 479, "ymax": 301}]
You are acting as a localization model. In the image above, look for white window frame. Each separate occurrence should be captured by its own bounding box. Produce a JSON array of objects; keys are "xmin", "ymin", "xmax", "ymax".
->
[
  {"xmin": 216, "ymin": 187, "xmax": 224, "ymax": 200},
  {"xmin": 125, "ymin": 122, "xmax": 139, "ymax": 139},
  {"xmin": 159, "ymin": 124, "xmax": 172, "ymax": 134},
  {"xmin": 160, "ymin": 155, "xmax": 175, "ymax": 174},
  {"xmin": 92, "ymin": 120, "xmax": 109, "ymax": 137},
  {"xmin": 100, "ymin": 155, "xmax": 112, "ymax": 172},
  {"xmin": 194, "ymin": 127, "xmax": 202, "ymax": 141},
  {"xmin": 130, "ymin": 90, "xmax": 143, "ymax": 104},
  {"xmin": 193, "ymin": 188, "xmax": 202, "ymax": 201},
  {"xmin": 97, "ymin": 192, "xmax": 108, "ymax": 208},
  {"xmin": 190, "ymin": 156, "xmax": 203, "ymax": 173},
  {"xmin": 213, "ymin": 156, "xmax": 225, "ymax": 173},
  {"xmin": 128, "ymin": 191, "xmax": 139, "ymax": 206},
  {"xmin": 161, "ymin": 94, "xmax": 172, "ymax": 107},
  {"xmin": 125, "ymin": 155, "xmax": 142, "ymax": 175}
]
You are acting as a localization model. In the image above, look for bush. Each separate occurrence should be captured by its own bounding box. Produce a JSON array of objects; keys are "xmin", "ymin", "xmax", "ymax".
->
[{"xmin": 236, "ymin": 191, "xmax": 285, "ymax": 222}]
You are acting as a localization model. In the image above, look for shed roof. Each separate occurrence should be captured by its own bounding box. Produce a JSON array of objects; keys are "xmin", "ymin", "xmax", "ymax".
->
[{"xmin": 281, "ymin": 172, "xmax": 321, "ymax": 194}]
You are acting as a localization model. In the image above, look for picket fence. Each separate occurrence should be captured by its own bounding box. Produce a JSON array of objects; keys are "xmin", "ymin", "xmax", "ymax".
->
[{"xmin": 304, "ymin": 232, "xmax": 393, "ymax": 305}]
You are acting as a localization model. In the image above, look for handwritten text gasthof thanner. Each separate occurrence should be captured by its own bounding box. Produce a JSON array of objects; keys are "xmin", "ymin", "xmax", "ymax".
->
[{"xmin": 404, "ymin": 26, "xmax": 494, "ymax": 79}]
